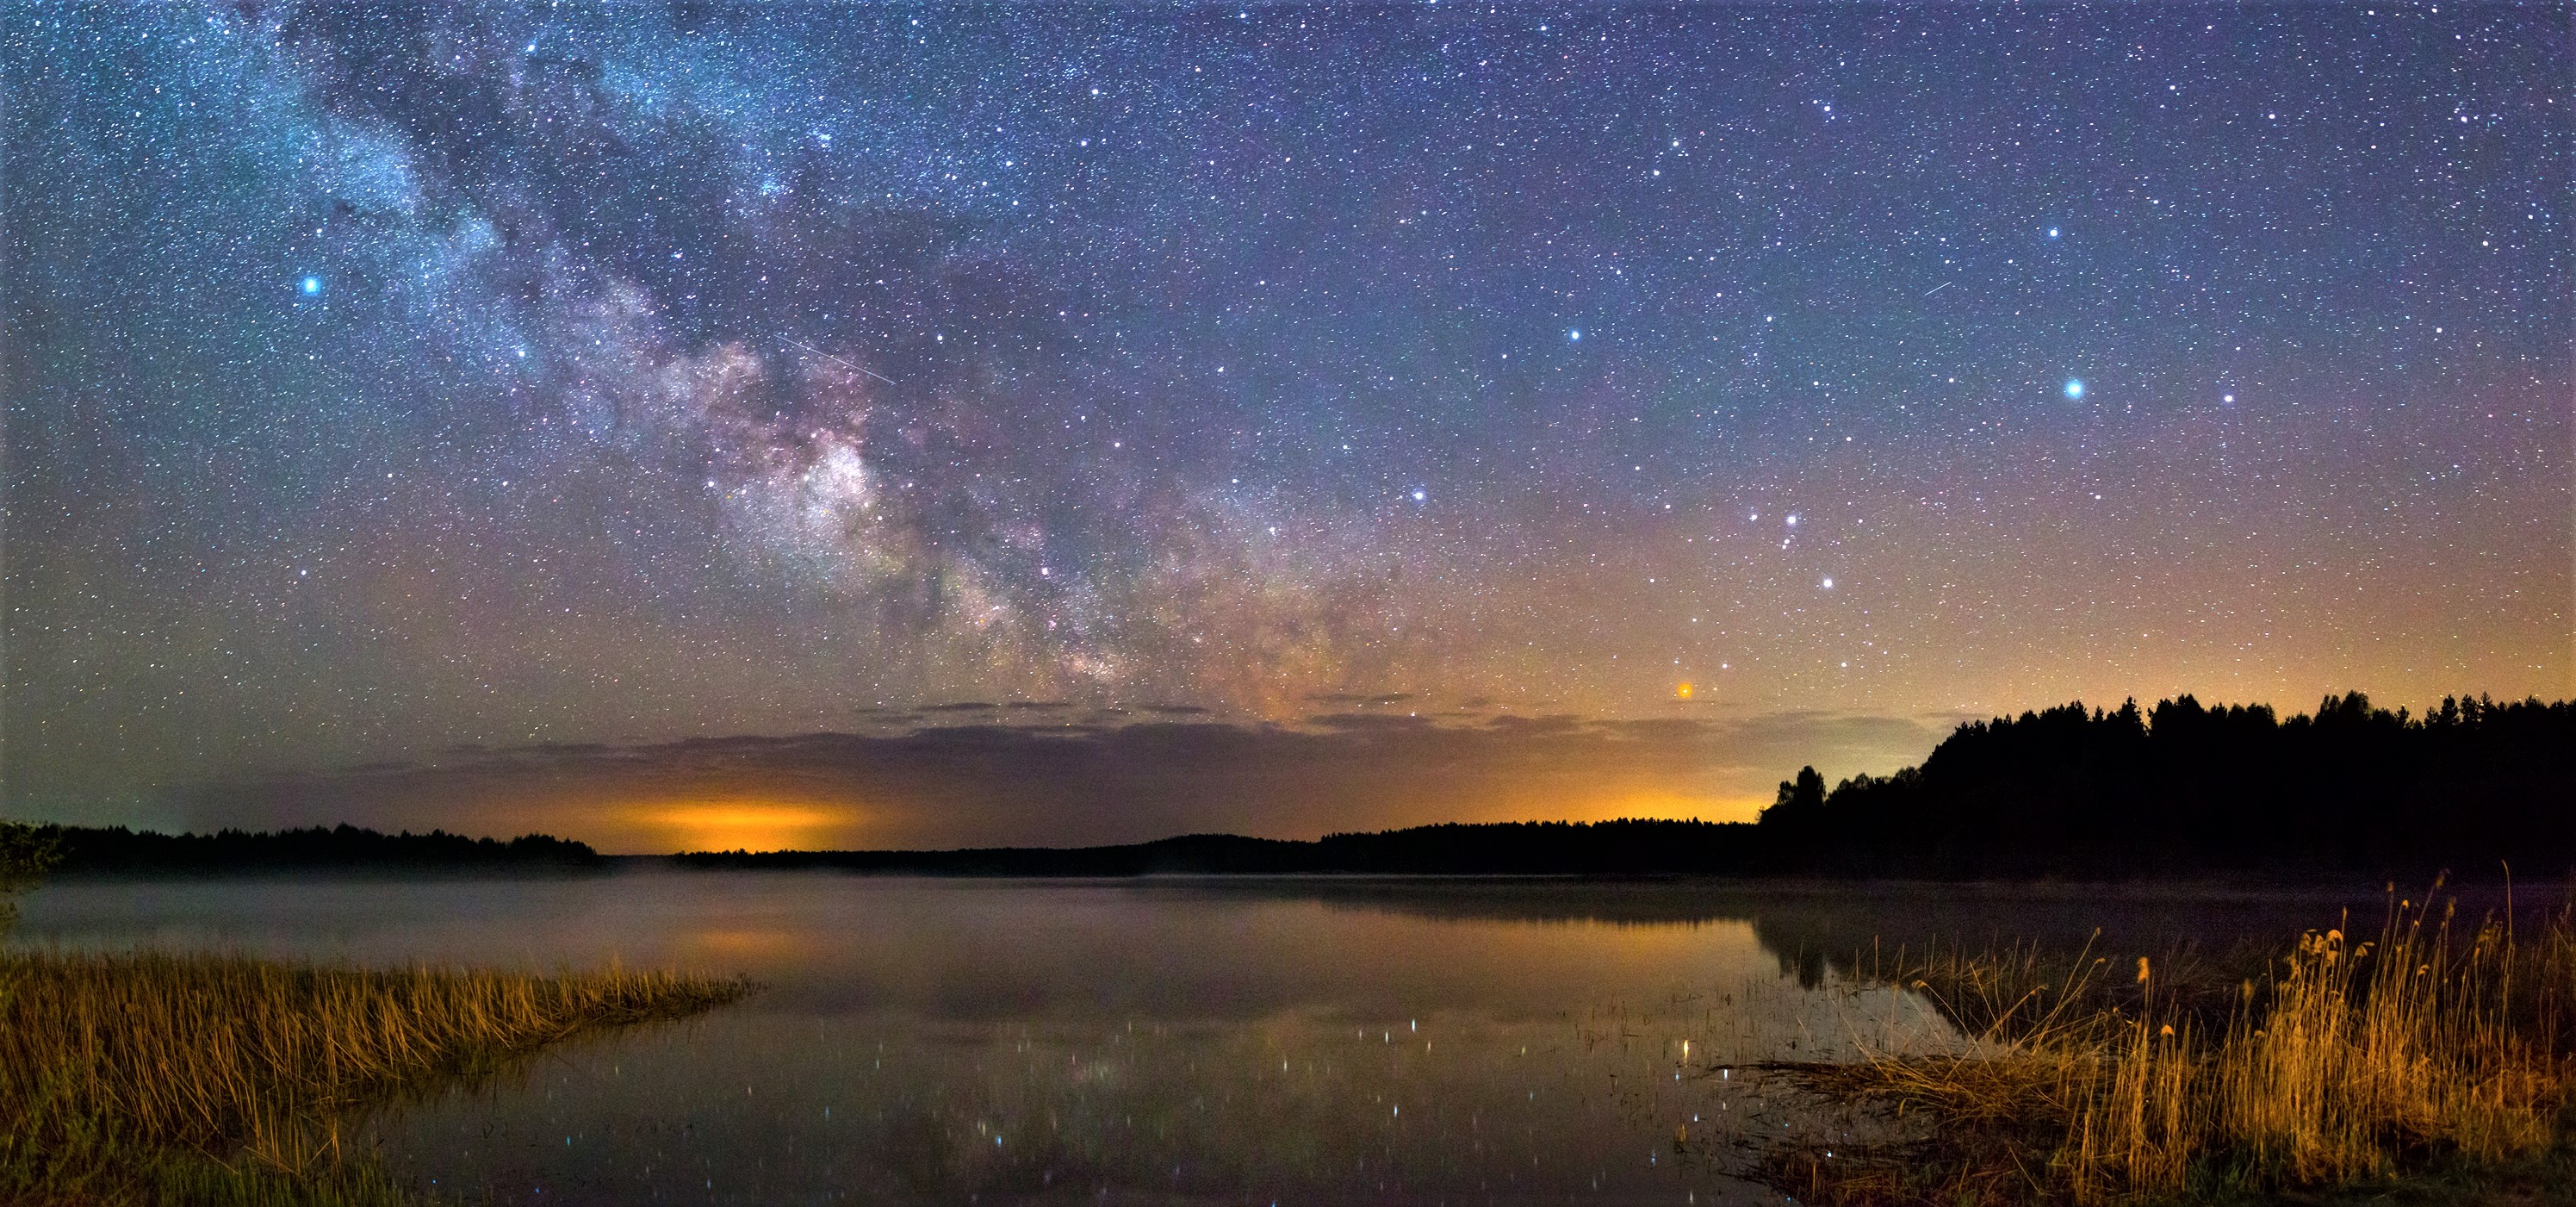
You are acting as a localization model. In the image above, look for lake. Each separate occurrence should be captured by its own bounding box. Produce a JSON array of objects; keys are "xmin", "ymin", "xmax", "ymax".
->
[{"xmin": 10, "ymin": 873, "xmax": 2431, "ymax": 1205}]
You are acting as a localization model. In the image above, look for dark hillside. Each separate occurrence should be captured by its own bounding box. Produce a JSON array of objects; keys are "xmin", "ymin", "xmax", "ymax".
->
[{"xmin": 671, "ymin": 818, "xmax": 1760, "ymax": 875}]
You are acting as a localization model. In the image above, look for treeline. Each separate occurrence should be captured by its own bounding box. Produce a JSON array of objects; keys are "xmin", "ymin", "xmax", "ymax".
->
[
  {"xmin": 1758, "ymin": 693, "xmax": 2576, "ymax": 879},
  {"xmin": 687, "ymin": 693, "xmax": 2573, "ymax": 881},
  {"xmin": 22, "ymin": 692, "xmax": 2571, "ymax": 881},
  {"xmin": 670, "ymin": 819, "xmax": 1762, "ymax": 876},
  {"xmin": 26, "ymin": 824, "xmax": 603, "ymax": 874}
]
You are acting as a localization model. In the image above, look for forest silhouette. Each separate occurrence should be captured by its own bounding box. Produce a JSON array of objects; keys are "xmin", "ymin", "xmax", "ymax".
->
[
  {"xmin": 1758, "ymin": 692, "xmax": 2574, "ymax": 878},
  {"xmin": 27, "ymin": 693, "xmax": 2573, "ymax": 882},
  {"xmin": 663, "ymin": 691, "xmax": 2576, "ymax": 881},
  {"xmin": 32, "ymin": 824, "xmax": 603, "ymax": 873}
]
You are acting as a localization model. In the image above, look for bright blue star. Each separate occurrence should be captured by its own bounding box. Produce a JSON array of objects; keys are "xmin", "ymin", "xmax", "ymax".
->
[
  {"xmin": 2046, "ymin": 227, "xmax": 2060, "ymax": 239},
  {"xmin": 2063, "ymin": 379, "xmax": 2085, "ymax": 399},
  {"xmin": 300, "ymin": 276, "xmax": 321, "ymax": 296},
  {"xmin": 1566, "ymin": 328, "xmax": 1581, "ymax": 342}
]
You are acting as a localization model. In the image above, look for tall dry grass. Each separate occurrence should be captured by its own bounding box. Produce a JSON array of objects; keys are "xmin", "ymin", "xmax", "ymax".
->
[
  {"xmin": 0, "ymin": 949, "xmax": 748, "ymax": 1202},
  {"xmin": 1763, "ymin": 885, "xmax": 2576, "ymax": 1205}
]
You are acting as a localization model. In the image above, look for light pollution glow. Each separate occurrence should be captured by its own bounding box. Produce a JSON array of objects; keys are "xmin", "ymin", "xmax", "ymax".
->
[
  {"xmin": 4, "ymin": 7, "xmax": 2565, "ymax": 846},
  {"xmin": 599, "ymin": 787, "xmax": 1756, "ymax": 856},
  {"xmin": 630, "ymin": 801, "xmax": 860, "ymax": 855}
]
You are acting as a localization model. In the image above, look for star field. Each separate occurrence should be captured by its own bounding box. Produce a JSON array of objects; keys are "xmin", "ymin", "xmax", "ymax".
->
[{"xmin": 3, "ymin": 4, "xmax": 2567, "ymax": 824}]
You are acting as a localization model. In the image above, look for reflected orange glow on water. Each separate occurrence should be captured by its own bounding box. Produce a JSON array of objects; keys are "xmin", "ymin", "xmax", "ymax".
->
[
  {"xmin": 34, "ymin": 871, "xmax": 2394, "ymax": 1204},
  {"xmin": 681, "ymin": 927, "xmax": 809, "ymax": 961}
]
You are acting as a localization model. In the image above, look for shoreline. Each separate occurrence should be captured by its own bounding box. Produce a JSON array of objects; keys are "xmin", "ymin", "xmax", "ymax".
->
[{"xmin": 34, "ymin": 861, "xmax": 2560, "ymax": 898}]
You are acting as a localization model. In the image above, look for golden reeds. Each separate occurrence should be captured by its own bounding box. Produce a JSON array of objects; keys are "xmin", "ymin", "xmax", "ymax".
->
[
  {"xmin": 0, "ymin": 949, "xmax": 749, "ymax": 1203},
  {"xmin": 1762, "ymin": 888, "xmax": 2576, "ymax": 1205}
]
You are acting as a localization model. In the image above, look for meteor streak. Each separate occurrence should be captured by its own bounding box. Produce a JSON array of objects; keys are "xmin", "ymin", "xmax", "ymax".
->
[{"xmin": 782, "ymin": 337, "xmax": 897, "ymax": 386}]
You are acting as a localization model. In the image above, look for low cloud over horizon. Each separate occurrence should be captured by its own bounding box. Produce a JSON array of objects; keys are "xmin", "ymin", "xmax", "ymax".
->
[{"xmin": 133, "ymin": 707, "xmax": 1952, "ymax": 855}]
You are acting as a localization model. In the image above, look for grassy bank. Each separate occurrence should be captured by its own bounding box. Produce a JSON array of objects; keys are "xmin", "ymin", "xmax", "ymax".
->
[
  {"xmin": 1757, "ymin": 886, "xmax": 2575, "ymax": 1204},
  {"xmin": 0, "ymin": 949, "xmax": 750, "ymax": 1205}
]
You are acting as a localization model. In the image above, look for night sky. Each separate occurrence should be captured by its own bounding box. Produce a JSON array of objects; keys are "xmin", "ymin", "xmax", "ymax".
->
[{"xmin": 5, "ymin": 4, "xmax": 2567, "ymax": 849}]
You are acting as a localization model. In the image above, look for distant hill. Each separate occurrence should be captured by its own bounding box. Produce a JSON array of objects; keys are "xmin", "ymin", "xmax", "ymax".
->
[
  {"xmin": 670, "ymin": 818, "xmax": 1763, "ymax": 876},
  {"xmin": 28, "ymin": 824, "xmax": 603, "ymax": 874}
]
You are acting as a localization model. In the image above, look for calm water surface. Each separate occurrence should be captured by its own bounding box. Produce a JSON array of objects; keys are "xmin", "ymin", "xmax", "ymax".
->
[{"xmin": 16, "ymin": 874, "xmax": 2406, "ymax": 1205}]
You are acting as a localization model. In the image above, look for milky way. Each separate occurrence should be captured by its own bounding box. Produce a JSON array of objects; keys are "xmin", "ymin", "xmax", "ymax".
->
[{"xmin": 5, "ymin": 4, "xmax": 2567, "ymax": 828}]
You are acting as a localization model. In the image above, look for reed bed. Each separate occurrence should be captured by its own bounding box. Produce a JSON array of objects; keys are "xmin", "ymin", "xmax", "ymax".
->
[
  {"xmin": 0, "ymin": 949, "xmax": 750, "ymax": 1204},
  {"xmin": 1759, "ymin": 886, "xmax": 2576, "ymax": 1205}
]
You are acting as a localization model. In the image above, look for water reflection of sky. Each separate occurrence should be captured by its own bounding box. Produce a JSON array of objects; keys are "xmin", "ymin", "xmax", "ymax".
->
[{"xmin": 13, "ymin": 874, "xmax": 2417, "ymax": 1204}]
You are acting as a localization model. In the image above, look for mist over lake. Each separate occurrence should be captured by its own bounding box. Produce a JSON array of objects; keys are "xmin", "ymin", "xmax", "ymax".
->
[{"xmin": 13, "ymin": 871, "xmax": 2465, "ymax": 1205}]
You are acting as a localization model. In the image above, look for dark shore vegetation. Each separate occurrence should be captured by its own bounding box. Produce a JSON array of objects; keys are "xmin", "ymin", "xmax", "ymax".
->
[
  {"xmin": 0, "ymin": 824, "xmax": 748, "ymax": 1206},
  {"xmin": 5, "ymin": 691, "xmax": 2570, "ymax": 1204},
  {"xmin": 31, "ymin": 822, "xmax": 602, "ymax": 874},
  {"xmin": 1759, "ymin": 692, "xmax": 2576, "ymax": 880},
  {"xmin": 682, "ymin": 692, "xmax": 2574, "ymax": 883},
  {"xmin": 1751, "ymin": 886, "xmax": 2576, "ymax": 1205},
  {"xmin": 668, "ymin": 818, "xmax": 1767, "ymax": 874},
  {"xmin": 37, "ymin": 694, "xmax": 2572, "ymax": 885}
]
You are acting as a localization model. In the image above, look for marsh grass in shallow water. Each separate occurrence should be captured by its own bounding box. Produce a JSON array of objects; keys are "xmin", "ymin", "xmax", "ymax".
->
[
  {"xmin": 1754, "ymin": 885, "xmax": 2576, "ymax": 1205},
  {"xmin": 0, "ymin": 949, "xmax": 750, "ymax": 1204}
]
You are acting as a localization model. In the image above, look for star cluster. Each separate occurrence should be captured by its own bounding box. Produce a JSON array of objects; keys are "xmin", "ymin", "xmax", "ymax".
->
[{"xmin": 4, "ymin": 4, "xmax": 2566, "ymax": 820}]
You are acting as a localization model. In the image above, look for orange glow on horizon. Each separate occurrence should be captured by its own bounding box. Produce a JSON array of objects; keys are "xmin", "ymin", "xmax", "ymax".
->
[
  {"xmin": 630, "ymin": 799, "xmax": 856, "ymax": 853},
  {"xmin": 1505, "ymin": 787, "xmax": 1768, "ymax": 827}
]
